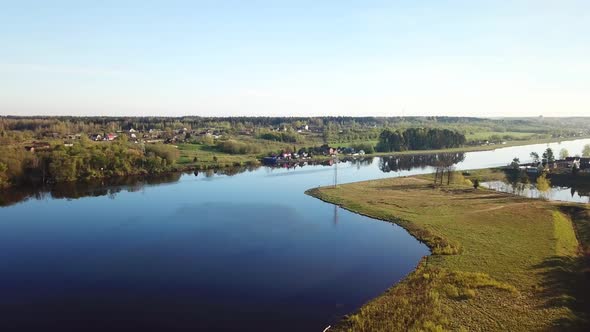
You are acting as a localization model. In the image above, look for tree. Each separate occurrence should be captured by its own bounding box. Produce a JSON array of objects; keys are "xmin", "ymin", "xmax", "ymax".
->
[
  {"xmin": 376, "ymin": 128, "xmax": 465, "ymax": 152},
  {"xmin": 0, "ymin": 162, "xmax": 8, "ymax": 188},
  {"xmin": 542, "ymin": 148, "xmax": 555, "ymax": 164},
  {"xmin": 559, "ymin": 148, "xmax": 569, "ymax": 160},
  {"xmin": 583, "ymin": 144, "xmax": 590, "ymax": 157},
  {"xmin": 536, "ymin": 174, "xmax": 551, "ymax": 192},
  {"xmin": 510, "ymin": 157, "xmax": 520, "ymax": 169},
  {"xmin": 530, "ymin": 152, "xmax": 540, "ymax": 164},
  {"xmin": 473, "ymin": 179, "xmax": 480, "ymax": 189}
]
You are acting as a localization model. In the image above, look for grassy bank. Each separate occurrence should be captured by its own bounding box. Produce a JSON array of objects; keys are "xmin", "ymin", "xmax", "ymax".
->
[{"xmin": 307, "ymin": 175, "xmax": 590, "ymax": 331}]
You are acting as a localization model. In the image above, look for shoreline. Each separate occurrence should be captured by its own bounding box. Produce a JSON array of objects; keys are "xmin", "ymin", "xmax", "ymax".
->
[
  {"xmin": 305, "ymin": 174, "xmax": 589, "ymax": 330},
  {"xmin": 3, "ymin": 135, "xmax": 589, "ymax": 190}
]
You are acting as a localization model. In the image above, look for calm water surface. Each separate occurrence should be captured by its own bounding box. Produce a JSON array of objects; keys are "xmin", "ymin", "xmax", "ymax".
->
[
  {"xmin": 483, "ymin": 180, "xmax": 590, "ymax": 203},
  {"xmin": 1, "ymin": 138, "xmax": 590, "ymax": 331}
]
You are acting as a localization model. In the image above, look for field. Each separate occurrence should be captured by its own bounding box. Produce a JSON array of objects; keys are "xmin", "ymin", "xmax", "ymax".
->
[
  {"xmin": 465, "ymin": 131, "xmax": 541, "ymax": 141},
  {"xmin": 307, "ymin": 175, "xmax": 590, "ymax": 331},
  {"xmin": 176, "ymin": 135, "xmax": 325, "ymax": 168}
]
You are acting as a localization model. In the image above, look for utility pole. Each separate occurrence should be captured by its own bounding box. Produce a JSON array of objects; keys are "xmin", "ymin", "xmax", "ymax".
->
[{"xmin": 333, "ymin": 154, "xmax": 338, "ymax": 188}]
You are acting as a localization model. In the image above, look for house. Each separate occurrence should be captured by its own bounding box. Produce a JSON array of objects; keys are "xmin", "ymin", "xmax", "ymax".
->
[
  {"xmin": 105, "ymin": 133, "xmax": 117, "ymax": 141},
  {"xmin": 24, "ymin": 142, "xmax": 51, "ymax": 152},
  {"xmin": 91, "ymin": 134, "xmax": 102, "ymax": 141},
  {"xmin": 296, "ymin": 125, "xmax": 309, "ymax": 133}
]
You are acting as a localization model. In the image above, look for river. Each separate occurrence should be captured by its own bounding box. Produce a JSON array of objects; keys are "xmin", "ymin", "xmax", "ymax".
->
[{"xmin": 1, "ymin": 138, "xmax": 589, "ymax": 331}]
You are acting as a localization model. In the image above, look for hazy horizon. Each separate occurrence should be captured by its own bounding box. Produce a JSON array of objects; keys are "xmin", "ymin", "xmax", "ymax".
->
[{"xmin": 1, "ymin": 1, "xmax": 589, "ymax": 117}]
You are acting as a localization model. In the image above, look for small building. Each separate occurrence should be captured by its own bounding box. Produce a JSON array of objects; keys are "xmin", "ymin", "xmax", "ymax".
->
[{"xmin": 24, "ymin": 142, "xmax": 51, "ymax": 152}]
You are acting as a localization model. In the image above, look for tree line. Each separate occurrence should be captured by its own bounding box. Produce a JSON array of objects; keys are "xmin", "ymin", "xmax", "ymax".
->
[
  {"xmin": 0, "ymin": 137, "xmax": 179, "ymax": 188},
  {"xmin": 376, "ymin": 128, "xmax": 466, "ymax": 152}
]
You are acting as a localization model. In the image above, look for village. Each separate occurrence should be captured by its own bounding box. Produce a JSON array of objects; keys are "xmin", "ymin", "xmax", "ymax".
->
[{"xmin": 509, "ymin": 147, "xmax": 590, "ymax": 175}]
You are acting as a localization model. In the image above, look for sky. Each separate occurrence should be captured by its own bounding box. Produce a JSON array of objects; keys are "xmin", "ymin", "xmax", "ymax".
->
[{"xmin": 0, "ymin": 0, "xmax": 589, "ymax": 117}]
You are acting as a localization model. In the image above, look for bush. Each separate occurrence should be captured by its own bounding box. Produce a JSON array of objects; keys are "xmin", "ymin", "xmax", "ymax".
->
[
  {"xmin": 258, "ymin": 131, "xmax": 299, "ymax": 143},
  {"xmin": 351, "ymin": 143, "xmax": 375, "ymax": 154},
  {"xmin": 145, "ymin": 143, "xmax": 180, "ymax": 165},
  {"xmin": 217, "ymin": 140, "xmax": 261, "ymax": 154},
  {"xmin": 0, "ymin": 162, "xmax": 8, "ymax": 188}
]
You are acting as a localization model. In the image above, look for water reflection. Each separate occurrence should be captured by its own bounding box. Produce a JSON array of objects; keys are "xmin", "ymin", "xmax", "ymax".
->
[
  {"xmin": 1, "ymin": 162, "xmax": 299, "ymax": 207},
  {"xmin": 4, "ymin": 145, "xmax": 590, "ymax": 207},
  {"xmin": 378, "ymin": 153, "xmax": 465, "ymax": 173},
  {"xmin": 1, "ymin": 173, "xmax": 180, "ymax": 207},
  {"xmin": 483, "ymin": 171, "xmax": 590, "ymax": 203},
  {"xmin": 0, "ymin": 159, "xmax": 375, "ymax": 206},
  {"xmin": 0, "ymin": 151, "xmax": 553, "ymax": 207}
]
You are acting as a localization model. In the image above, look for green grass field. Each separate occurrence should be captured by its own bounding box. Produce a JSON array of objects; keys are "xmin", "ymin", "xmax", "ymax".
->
[
  {"xmin": 176, "ymin": 143, "xmax": 255, "ymax": 168},
  {"xmin": 307, "ymin": 175, "xmax": 590, "ymax": 331},
  {"xmin": 465, "ymin": 131, "xmax": 540, "ymax": 141}
]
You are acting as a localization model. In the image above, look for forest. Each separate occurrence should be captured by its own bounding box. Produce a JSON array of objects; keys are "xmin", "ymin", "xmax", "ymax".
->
[
  {"xmin": 376, "ymin": 128, "xmax": 466, "ymax": 152},
  {"xmin": 0, "ymin": 136, "xmax": 179, "ymax": 188}
]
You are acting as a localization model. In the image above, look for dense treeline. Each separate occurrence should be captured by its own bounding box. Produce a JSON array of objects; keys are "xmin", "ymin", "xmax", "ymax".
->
[
  {"xmin": 2, "ymin": 116, "xmax": 586, "ymax": 144},
  {"xmin": 0, "ymin": 139, "xmax": 179, "ymax": 188},
  {"xmin": 257, "ymin": 131, "xmax": 300, "ymax": 143},
  {"xmin": 376, "ymin": 128, "xmax": 466, "ymax": 152},
  {"xmin": 0, "ymin": 116, "xmax": 485, "ymax": 132}
]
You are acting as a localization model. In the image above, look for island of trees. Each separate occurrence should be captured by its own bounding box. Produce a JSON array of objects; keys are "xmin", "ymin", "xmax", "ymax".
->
[{"xmin": 375, "ymin": 128, "xmax": 466, "ymax": 152}]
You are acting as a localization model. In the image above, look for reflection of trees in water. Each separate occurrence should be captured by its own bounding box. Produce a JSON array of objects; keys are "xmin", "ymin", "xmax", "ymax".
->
[
  {"xmin": 348, "ymin": 157, "xmax": 374, "ymax": 170},
  {"xmin": 195, "ymin": 165, "xmax": 259, "ymax": 178},
  {"xmin": 0, "ymin": 165, "xmax": 263, "ymax": 207},
  {"xmin": 378, "ymin": 153, "xmax": 465, "ymax": 173},
  {"xmin": 0, "ymin": 172, "xmax": 183, "ymax": 207},
  {"xmin": 497, "ymin": 170, "xmax": 590, "ymax": 201}
]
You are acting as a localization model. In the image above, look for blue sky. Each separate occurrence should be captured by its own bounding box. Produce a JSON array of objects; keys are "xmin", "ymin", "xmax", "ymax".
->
[{"xmin": 1, "ymin": 0, "xmax": 589, "ymax": 117}]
